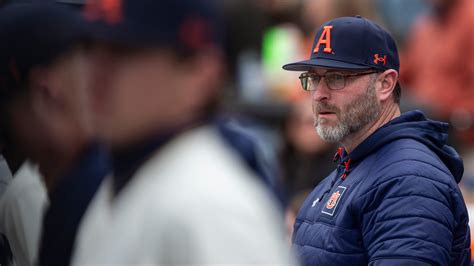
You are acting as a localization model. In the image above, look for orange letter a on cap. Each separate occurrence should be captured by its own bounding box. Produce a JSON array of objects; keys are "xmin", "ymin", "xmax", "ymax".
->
[{"xmin": 313, "ymin": 26, "xmax": 333, "ymax": 54}]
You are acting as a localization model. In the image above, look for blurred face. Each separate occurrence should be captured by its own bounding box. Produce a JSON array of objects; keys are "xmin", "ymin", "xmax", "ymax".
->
[
  {"xmin": 2, "ymin": 48, "xmax": 94, "ymax": 162},
  {"xmin": 310, "ymin": 69, "xmax": 381, "ymax": 142},
  {"xmin": 47, "ymin": 49, "xmax": 94, "ymax": 130},
  {"xmin": 89, "ymin": 45, "xmax": 199, "ymax": 149}
]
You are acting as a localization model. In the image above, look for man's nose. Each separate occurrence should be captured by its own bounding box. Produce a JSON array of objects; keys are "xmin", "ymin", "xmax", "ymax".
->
[{"xmin": 311, "ymin": 78, "xmax": 331, "ymax": 102}]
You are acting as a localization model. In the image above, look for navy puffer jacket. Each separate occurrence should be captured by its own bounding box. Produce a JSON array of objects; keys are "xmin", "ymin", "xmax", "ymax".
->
[{"xmin": 293, "ymin": 110, "xmax": 470, "ymax": 265}]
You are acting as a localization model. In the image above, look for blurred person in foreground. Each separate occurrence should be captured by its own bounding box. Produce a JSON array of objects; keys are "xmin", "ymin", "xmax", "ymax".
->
[
  {"xmin": 283, "ymin": 16, "xmax": 470, "ymax": 265},
  {"xmin": 0, "ymin": 149, "xmax": 13, "ymax": 265},
  {"xmin": 0, "ymin": 3, "xmax": 111, "ymax": 265},
  {"xmin": 71, "ymin": 0, "xmax": 295, "ymax": 264},
  {"xmin": 0, "ymin": 159, "xmax": 45, "ymax": 266}
]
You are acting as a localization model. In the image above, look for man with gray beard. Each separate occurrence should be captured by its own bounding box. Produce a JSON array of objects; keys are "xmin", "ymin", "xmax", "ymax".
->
[
  {"xmin": 313, "ymin": 78, "xmax": 380, "ymax": 143},
  {"xmin": 282, "ymin": 16, "xmax": 470, "ymax": 265}
]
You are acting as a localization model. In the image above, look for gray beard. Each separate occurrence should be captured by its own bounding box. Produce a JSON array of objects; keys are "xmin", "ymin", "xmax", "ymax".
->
[{"xmin": 314, "ymin": 83, "xmax": 381, "ymax": 143}]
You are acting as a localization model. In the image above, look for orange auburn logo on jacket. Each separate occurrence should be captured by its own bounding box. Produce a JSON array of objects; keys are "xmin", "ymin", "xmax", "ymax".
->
[{"xmin": 325, "ymin": 191, "xmax": 341, "ymax": 210}]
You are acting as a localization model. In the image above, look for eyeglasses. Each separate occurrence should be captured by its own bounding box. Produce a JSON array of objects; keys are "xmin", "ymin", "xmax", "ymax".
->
[{"xmin": 298, "ymin": 71, "xmax": 378, "ymax": 91}]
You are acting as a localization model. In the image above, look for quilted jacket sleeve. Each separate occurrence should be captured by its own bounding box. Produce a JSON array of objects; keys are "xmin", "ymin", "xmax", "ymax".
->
[{"xmin": 356, "ymin": 161, "xmax": 462, "ymax": 265}]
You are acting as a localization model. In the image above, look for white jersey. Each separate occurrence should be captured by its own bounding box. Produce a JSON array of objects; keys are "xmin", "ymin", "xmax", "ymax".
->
[
  {"xmin": 0, "ymin": 155, "xmax": 13, "ymax": 196},
  {"xmin": 72, "ymin": 126, "xmax": 296, "ymax": 265},
  {"xmin": 0, "ymin": 162, "xmax": 48, "ymax": 266}
]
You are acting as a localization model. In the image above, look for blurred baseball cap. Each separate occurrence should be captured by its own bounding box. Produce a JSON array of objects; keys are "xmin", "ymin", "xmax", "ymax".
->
[
  {"xmin": 0, "ymin": 2, "xmax": 90, "ymax": 99},
  {"xmin": 283, "ymin": 16, "xmax": 399, "ymax": 72},
  {"xmin": 83, "ymin": 0, "xmax": 223, "ymax": 52}
]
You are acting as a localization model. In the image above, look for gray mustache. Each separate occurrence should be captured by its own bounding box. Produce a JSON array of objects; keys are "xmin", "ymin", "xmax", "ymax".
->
[{"xmin": 314, "ymin": 103, "xmax": 339, "ymax": 114}]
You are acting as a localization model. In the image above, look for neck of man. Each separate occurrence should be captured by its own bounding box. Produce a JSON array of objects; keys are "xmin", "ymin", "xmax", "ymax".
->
[
  {"xmin": 39, "ymin": 134, "xmax": 90, "ymax": 194},
  {"xmin": 341, "ymin": 102, "xmax": 401, "ymax": 154}
]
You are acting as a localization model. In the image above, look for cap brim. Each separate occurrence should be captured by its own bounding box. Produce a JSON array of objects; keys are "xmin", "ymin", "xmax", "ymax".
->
[{"xmin": 282, "ymin": 58, "xmax": 372, "ymax": 71}]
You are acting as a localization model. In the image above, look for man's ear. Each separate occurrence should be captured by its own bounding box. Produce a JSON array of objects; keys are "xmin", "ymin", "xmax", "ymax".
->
[
  {"xmin": 180, "ymin": 50, "xmax": 224, "ymax": 108},
  {"xmin": 28, "ymin": 67, "xmax": 64, "ymax": 113},
  {"xmin": 376, "ymin": 69, "xmax": 398, "ymax": 102},
  {"xmin": 87, "ymin": 48, "xmax": 116, "ymax": 114}
]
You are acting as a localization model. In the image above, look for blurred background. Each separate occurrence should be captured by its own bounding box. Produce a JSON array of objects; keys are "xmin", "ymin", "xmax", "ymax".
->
[{"xmin": 2, "ymin": 0, "xmax": 474, "ymax": 256}]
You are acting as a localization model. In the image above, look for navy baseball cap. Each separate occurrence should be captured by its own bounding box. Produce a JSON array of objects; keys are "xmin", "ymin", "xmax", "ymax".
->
[
  {"xmin": 0, "ymin": 2, "xmax": 90, "ymax": 99},
  {"xmin": 83, "ymin": 0, "xmax": 222, "ymax": 52},
  {"xmin": 283, "ymin": 16, "xmax": 399, "ymax": 72}
]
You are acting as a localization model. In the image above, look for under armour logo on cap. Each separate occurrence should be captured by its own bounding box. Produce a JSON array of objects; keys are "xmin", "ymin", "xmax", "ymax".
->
[
  {"xmin": 84, "ymin": 0, "xmax": 123, "ymax": 25},
  {"xmin": 373, "ymin": 54, "xmax": 387, "ymax": 65},
  {"xmin": 179, "ymin": 16, "xmax": 213, "ymax": 51}
]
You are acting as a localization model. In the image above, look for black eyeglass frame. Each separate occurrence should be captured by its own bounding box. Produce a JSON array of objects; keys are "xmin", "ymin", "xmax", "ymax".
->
[{"xmin": 298, "ymin": 70, "xmax": 379, "ymax": 91}]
